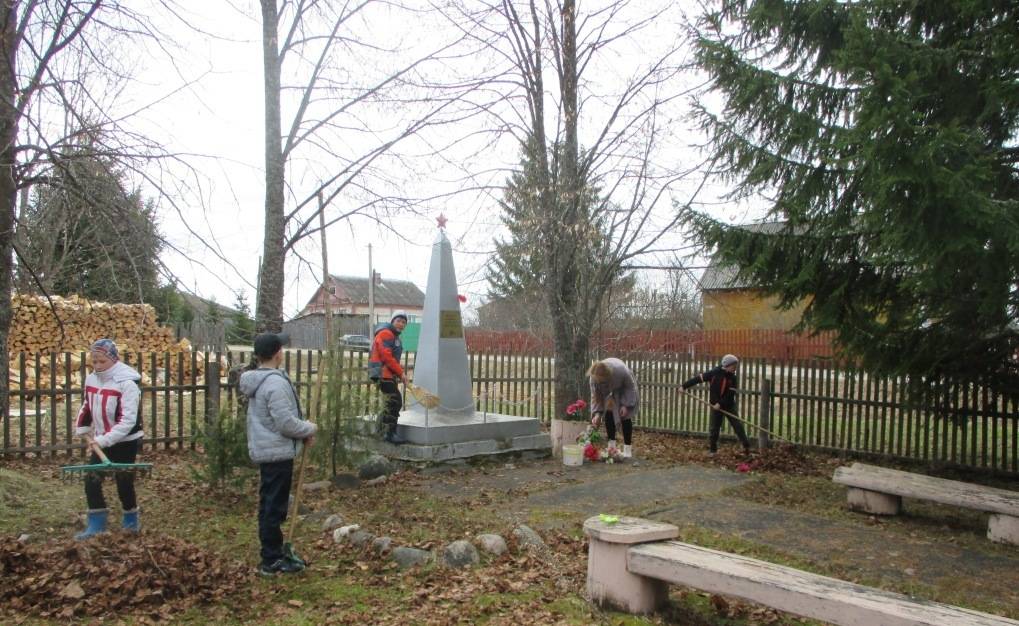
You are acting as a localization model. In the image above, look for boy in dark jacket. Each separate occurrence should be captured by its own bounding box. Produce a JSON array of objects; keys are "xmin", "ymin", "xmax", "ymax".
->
[{"xmin": 682, "ymin": 354, "xmax": 751, "ymax": 455}]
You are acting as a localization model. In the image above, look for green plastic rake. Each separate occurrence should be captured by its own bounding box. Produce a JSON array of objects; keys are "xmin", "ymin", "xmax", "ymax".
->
[{"xmin": 60, "ymin": 439, "xmax": 153, "ymax": 480}]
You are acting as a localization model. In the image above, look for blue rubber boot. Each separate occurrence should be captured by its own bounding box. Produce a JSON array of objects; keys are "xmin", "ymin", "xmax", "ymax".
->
[
  {"xmin": 122, "ymin": 509, "xmax": 140, "ymax": 533},
  {"xmin": 75, "ymin": 509, "xmax": 108, "ymax": 540}
]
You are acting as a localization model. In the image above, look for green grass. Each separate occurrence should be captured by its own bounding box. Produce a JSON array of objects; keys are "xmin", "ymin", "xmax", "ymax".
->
[{"xmin": 0, "ymin": 467, "xmax": 79, "ymax": 534}]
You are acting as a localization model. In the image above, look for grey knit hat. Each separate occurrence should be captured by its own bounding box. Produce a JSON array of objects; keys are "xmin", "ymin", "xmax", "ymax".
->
[{"xmin": 721, "ymin": 354, "xmax": 739, "ymax": 367}]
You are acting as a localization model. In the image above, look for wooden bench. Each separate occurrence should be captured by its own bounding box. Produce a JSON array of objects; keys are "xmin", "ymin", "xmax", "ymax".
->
[
  {"xmin": 584, "ymin": 516, "xmax": 1019, "ymax": 625},
  {"xmin": 832, "ymin": 462, "xmax": 1019, "ymax": 546}
]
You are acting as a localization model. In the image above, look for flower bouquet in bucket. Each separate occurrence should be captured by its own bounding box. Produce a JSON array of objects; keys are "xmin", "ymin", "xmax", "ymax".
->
[{"xmin": 570, "ymin": 400, "xmax": 609, "ymax": 463}]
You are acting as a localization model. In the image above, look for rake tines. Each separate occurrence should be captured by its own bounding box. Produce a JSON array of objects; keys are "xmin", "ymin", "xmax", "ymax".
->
[
  {"xmin": 59, "ymin": 438, "xmax": 153, "ymax": 481},
  {"xmin": 60, "ymin": 461, "xmax": 153, "ymax": 481}
]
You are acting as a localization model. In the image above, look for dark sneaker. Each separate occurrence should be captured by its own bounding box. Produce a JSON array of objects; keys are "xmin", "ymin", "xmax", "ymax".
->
[{"xmin": 259, "ymin": 558, "xmax": 305, "ymax": 576}]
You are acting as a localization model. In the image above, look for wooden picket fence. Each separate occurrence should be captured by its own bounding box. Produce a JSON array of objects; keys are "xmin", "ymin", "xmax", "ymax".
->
[{"xmin": 3, "ymin": 348, "xmax": 1017, "ymax": 475}]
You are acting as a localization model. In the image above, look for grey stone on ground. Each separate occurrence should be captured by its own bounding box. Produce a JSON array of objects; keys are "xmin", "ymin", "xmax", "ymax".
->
[
  {"xmin": 359, "ymin": 454, "xmax": 394, "ymax": 480},
  {"xmin": 322, "ymin": 514, "xmax": 345, "ymax": 532},
  {"xmin": 392, "ymin": 546, "xmax": 432, "ymax": 569},
  {"xmin": 301, "ymin": 510, "xmax": 329, "ymax": 525},
  {"xmin": 371, "ymin": 536, "xmax": 393, "ymax": 554},
  {"xmin": 17, "ymin": 533, "xmax": 29, "ymax": 543},
  {"xmin": 332, "ymin": 524, "xmax": 360, "ymax": 544},
  {"xmin": 303, "ymin": 480, "xmax": 331, "ymax": 492},
  {"xmin": 331, "ymin": 473, "xmax": 361, "ymax": 489},
  {"xmin": 365, "ymin": 474, "xmax": 388, "ymax": 486},
  {"xmin": 512, "ymin": 525, "xmax": 546, "ymax": 551},
  {"xmin": 348, "ymin": 529, "xmax": 375, "ymax": 547},
  {"xmin": 475, "ymin": 533, "xmax": 507, "ymax": 556},
  {"xmin": 443, "ymin": 540, "xmax": 480, "ymax": 569}
]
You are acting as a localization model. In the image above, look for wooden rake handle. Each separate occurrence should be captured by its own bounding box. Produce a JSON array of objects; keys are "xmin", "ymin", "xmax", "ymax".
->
[
  {"xmin": 87, "ymin": 437, "xmax": 111, "ymax": 464},
  {"xmin": 286, "ymin": 442, "xmax": 309, "ymax": 544},
  {"xmin": 679, "ymin": 389, "xmax": 790, "ymax": 443}
]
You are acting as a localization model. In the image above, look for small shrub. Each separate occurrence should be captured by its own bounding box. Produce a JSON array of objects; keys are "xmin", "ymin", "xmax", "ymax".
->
[
  {"xmin": 308, "ymin": 350, "xmax": 382, "ymax": 475},
  {"xmin": 193, "ymin": 406, "xmax": 253, "ymax": 490}
]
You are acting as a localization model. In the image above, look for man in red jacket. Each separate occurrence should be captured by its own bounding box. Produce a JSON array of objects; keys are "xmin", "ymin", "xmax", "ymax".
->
[{"xmin": 368, "ymin": 311, "xmax": 409, "ymax": 444}]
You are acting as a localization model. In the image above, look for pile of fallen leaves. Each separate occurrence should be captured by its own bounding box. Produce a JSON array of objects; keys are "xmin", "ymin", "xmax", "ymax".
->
[
  {"xmin": 741, "ymin": 444, "xmax": 836, "ymax": 476},
  {"xmin": 0, "ymin": 533, "xmax": 251, "ymax": 621},
  {"xmin": 641, "ymin": 432, "xmax": 838, "ymax": 477}
]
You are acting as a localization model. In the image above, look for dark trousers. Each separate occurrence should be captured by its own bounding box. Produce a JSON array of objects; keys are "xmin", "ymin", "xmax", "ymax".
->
[
  {"xmin": 377, "ymin": 379, "xmax": 403, "ymax": 426},
  {"xmin": 709, "ymin": 407, "xmax": 750, "ymax": 452},
  {"xmin": 258, "ymin": 459, "xmax": 294, "ymax": 565},
  {"xmin": 603, "ymin": 411, "xmax": 633, "ymax": 445},
  {"xmin": 84, "ymin": 439, "xmax": 138, "ymax": 510}
]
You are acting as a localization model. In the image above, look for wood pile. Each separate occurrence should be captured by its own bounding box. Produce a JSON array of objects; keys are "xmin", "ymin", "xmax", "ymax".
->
[{"xmin": 7, "ymin": 294, "xmax": 224, "ymax": 396}]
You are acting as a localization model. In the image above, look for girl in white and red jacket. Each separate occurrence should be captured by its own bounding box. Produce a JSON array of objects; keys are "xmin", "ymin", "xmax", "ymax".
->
[{"xmin": 73, "ymin": 338, "xmax": 144, "ymax": 539}]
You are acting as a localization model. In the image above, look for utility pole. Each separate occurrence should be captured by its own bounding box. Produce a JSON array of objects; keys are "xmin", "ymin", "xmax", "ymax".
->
[
  {"xmin": 367, "ymin": 243, "xmax": 375, "ymax": 331},
  {"xmin": 319, "ymin": 193, "xmax": 333, "ymax": 351},
  {"xmin": 313, "ymin": 192, "xmax": 332, "ymax": 422}
]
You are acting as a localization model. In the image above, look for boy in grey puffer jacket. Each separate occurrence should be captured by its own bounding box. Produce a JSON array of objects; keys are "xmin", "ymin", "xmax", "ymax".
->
[{"xmin": 239, "ymin": 332, "xmax": 316, "ymax": 576}]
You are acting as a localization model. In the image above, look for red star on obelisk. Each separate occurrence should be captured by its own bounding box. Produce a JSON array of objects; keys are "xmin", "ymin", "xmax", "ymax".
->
[{"xmin": 436, "ymin": 213, "xmax": 448, "ymax": 229}]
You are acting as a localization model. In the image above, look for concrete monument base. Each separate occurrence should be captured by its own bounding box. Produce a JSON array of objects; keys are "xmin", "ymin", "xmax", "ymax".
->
[{"xmin": 358, "ymin": 409, "xmax": 551, "ymax": 462}]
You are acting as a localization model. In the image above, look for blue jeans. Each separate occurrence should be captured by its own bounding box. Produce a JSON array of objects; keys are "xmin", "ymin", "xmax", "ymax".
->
[{"xmin": 258, "ymin": 459, "xmax": 293, "ymax": 565}]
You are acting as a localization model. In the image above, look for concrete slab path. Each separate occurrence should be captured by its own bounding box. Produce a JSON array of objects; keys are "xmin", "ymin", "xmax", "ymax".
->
[{"xmin": 423, "ymin": 456, "xmax": 1019, "ymax": 618}]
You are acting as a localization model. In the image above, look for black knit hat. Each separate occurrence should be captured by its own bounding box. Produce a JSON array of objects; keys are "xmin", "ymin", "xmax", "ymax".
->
[{"xmin": 253, "ymin": 333, "xmax": 290, "ymax": 359}]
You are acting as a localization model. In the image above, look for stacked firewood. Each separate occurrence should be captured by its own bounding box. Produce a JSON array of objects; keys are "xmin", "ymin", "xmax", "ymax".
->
[{"xmin": 7, "ymin": 294, "xmax": 220, "ymax": 395}]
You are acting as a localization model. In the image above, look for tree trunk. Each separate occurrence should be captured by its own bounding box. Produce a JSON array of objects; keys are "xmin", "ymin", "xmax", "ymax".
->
[
  {"xmin": 550, "ymin": 0, "xmax": 585, "ymax": 418},
  {"xmin": 552, "ymin": 321, "xmax": 591, "ymax": 418},
  {"xmin": 0, "ymin": 2, "xmax": 19, "ymax": 428},
  {"xmin": 256, "ymin": 0, "xmax": 286, "ymax": 333}
]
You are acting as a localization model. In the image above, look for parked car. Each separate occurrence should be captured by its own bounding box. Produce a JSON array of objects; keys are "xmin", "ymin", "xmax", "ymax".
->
[{"xmin": 340, "ymin": 334, "xmax": 371, "ymax": 351}]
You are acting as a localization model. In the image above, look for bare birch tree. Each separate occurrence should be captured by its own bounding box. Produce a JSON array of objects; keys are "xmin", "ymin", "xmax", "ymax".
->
[
  {"xmin": 444, "ymin": 0, "xmax": 702, "ymax": 413},
  {"xmin": 0, "ymin": 1, "xmax": 190, "ymax": 424},
  {"xmin": 255, "ymin": 1, "xmax": 476, "ymax": 331}
]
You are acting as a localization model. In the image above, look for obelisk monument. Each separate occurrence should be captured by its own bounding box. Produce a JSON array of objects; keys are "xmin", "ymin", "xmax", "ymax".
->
[
  {"xmin": 387, "ymin": 214, "xmax": 550, "ymax": 460},
  {"xmin": 409, "ymin": 214, "xmax": 473, "ymax": 416}
]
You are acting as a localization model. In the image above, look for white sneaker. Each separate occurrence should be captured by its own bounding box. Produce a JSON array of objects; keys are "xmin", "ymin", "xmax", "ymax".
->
[
  {"xmin": 622, "ymin": 444, "xmax": 632, "ymax": 458},
  {"xmin": 607, "ymin": 439, "xmax": 617, "ymax": 451}
]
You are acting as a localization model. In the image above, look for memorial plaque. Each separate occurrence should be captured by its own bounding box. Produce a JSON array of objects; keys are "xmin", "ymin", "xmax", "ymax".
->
[{"xmin": 439, "ymin": 310, "xmax": 463, "ymax": 338}]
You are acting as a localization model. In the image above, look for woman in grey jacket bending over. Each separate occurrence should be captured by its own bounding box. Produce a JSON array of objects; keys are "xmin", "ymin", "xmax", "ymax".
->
[
  {"xmin": 240, "ymin": 332, "xmax": 317, "ymax": 576},
  {"xmin": 589, "ymin": 358, "xmax": 640, "ymax": 458}
]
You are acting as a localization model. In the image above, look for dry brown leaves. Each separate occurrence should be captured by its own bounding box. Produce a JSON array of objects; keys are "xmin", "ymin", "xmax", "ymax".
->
[
  {"xmin": 0, "ymin": 532, "xmax": 252, "ymax": 622},
  {"xmin": 640, "ymin": 432, "xmax": 839, "ymax": 477},
  {"xmin": 316, "ymin": 529, "xmax": 590, "ymax": 625}
]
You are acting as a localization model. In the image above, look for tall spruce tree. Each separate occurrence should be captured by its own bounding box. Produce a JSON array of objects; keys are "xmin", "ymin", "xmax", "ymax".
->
[
  {"xmin": 686, "ymin": 0, "xmax": 1019, "ymax": 395},
  {"xmin": 487, "ymin": 137, "xmax": 620, "ymax": 338},
  {"xmin": 487, "ymin": 139, "xmax": 549, "ymax": 301}
]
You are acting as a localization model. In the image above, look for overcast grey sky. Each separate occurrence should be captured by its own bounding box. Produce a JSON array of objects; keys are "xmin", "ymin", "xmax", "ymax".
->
[{"xmin": 120, "ymin": 0, "xmax": 758, "ymax": 318}]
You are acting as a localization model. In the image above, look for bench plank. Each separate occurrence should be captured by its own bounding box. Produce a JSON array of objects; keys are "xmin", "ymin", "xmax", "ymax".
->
[
  {"xmin": 833, "ymin": 463, "xmax": 1019, "ymax": 517},
  {"xmin": 628, "ymin": 541, "xmax": 1019, "ymax": 626}
]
